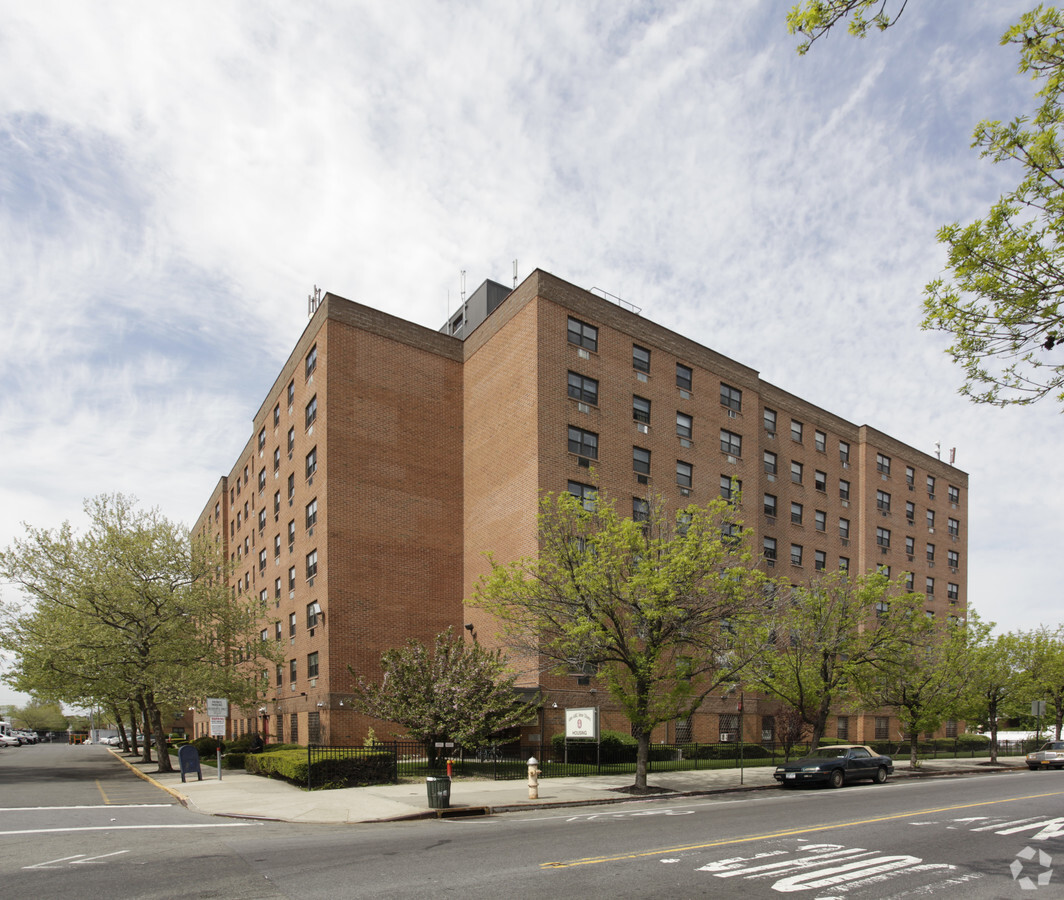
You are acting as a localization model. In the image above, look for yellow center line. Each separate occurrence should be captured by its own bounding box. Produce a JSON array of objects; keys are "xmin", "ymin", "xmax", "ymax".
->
[
  {"xmin": 95, "ymin": 780, "xmax": 111, "ymax": 804},
  {"xmin": 540, "ymin": 789, "xmax": 1064, "ymax": 869}
]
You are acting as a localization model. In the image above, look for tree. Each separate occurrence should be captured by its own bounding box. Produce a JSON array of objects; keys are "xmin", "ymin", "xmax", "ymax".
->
[
  {"xmin": 472, "ymin": 490, "xmax": 766, "ymax": 793},
  {"xmin": 1024, "ymin": 625, "xmax": 1064, "ymax": 739},
  {"xmin": 746, "ymin": 571, "xmax": 925, "ymax": 751},
  {"xmin": 10, "ymin": 699, "xmax": 68, "ymax": 733},
  {"xmin": 775, "ymin": 704, "xmax": 809, "ymax": 762},
  {"xmin": 787, "ymin": 1, "xmax": 911, "ymax": 55},
  {"xmin": 959, "ymin": 615, "xmax": 1032, "ymax": 763},
  {"xmin": 351, "ymin": 627, "xmax": 537, "ymax": 764},
  {"xmin": 855, "ymin": 612, "xmax": 969, "ymax": 766},
  {"xmin": 790, "ymin": 3, "xmax": 1064, "ymax": 407},
  {"xmin": 0, "ymin": 494, "xmax": 276, "ymax": 772}
]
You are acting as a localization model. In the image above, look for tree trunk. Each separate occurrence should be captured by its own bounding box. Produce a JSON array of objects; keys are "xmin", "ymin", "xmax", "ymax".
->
[
  {"xmin": 909, "ymin": 733, "xmax": 918, "ymax": 769},
  {"xmin": 634, "ymin": 730, "xmax": 650, "ymax": 792},
  {"xmin": 988, "ymin": 698, "xmax": 998, "ymax": 764},
  {"xmin": 127, "ymin": 700, "xmax": 140, "ymax": 755},
  {"xmin": 809, "ymin": 693, "xmax": 832, "ymax": 752},
  {"xmin": 149, "ymin": 699, "xmax": 173, "ymax": 773},
  {"xmin": 1054, "ymin": 695, "xmax": 1063, "ymax": 740},
  {"xmin": 139, "ymin": 699, "xmax": 152, "ymax": 764}
]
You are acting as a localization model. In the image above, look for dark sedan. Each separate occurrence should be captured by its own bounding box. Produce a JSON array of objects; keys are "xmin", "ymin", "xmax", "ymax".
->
[{"xmin": 774, "ymin": 744, "xmax": 894, "ymax": 788}]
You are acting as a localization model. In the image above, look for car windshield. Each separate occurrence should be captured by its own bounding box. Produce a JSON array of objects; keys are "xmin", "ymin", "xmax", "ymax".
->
[
  {"xmin": 815, "ymin": 747, "xmax": 850, "ymax": 759},
  {"xmin": 1040, "ymin": 742, "xmax": 1064, "ymax": 751}
]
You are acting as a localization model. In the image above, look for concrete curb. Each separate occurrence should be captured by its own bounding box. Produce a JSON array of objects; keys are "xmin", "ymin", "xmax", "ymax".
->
[{"xmin": 107, "ymin": 747, "xmax": 191, "ymax": 807}]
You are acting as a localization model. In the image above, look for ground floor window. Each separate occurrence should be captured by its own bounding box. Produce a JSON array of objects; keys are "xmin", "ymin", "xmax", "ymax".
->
[
  {"xmin": 875, "ymin": 717, "xmax": 890, "ymax": 740},
  {"xmin": 308, "ymin": 711, "xmax": 321, "ymax": 745},
  {"xmin": 945, "ymin": 718, "xmax": 958, "ymax": 738},
  {"xmin": 675, "ymin": 717, "xmax": 692, "ymax": 744},
  {"xmin": 761, "ymin": 715, "xmax": 774, "ymax": 742},
  {"xmin": 290, "ymin": 713, "xmax": 299, "ymax": 744},
  {"xmin": 836, "ymin": 716, "xmax": 849, "ymax": 740},
  {"xmin": 719, "ymin": 714, "xmax": 738, "ymax": 741}
]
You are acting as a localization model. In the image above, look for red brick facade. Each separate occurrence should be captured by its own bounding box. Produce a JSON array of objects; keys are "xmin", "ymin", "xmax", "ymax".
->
[{"xmin": 194, "ymin": 269, "xmax": 968, "ymax": 746}]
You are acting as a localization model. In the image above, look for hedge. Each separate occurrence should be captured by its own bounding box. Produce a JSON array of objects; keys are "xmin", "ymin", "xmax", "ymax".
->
[{"xmin": 244, "ymin": 749, "xmax": 395, "ymax": 788}]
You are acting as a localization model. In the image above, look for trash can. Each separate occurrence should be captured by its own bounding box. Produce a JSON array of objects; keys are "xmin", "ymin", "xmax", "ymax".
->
[{"xmin": 426, "ymin": 775, "xmax": 451, "ymax": 809}]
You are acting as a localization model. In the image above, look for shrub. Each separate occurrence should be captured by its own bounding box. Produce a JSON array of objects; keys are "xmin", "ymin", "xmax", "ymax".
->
[
  {"xmin": 190, "ymin": 736, "xmax": 225, "ymax": 756},
  {"xmin": 244, "ymin": 748, "xmax": 395, "ymax": 788}
]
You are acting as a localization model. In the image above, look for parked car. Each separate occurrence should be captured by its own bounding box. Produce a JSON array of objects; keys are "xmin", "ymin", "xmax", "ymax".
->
[
  {"xmin": 1026, "ymin": 741, "xmax": 1064, "ymax": 770},
  {"xmin": 0, "ymin": 733, "xmax": 20, "ymax": 748},
  {"xmin": 774, "ymin": 744, "xmax": 894, "ymax": 788}
]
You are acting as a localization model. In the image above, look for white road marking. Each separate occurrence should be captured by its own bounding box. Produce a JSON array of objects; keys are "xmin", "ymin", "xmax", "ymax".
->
[
  {"xmin": 71, "ymin": 850, "xmax": 132, "ymax": 864},
  {"xmin": 771, "ymin": 855, "xmax": 925, "ymax": 892},
  {"xmin": 0, "ymin": 804, "xmax": 172, "ymax": 811},
  {"xmin": 24, "ymin": 850, "xmax": 130, "ymax": 870},
  {"xmin": 23, "ymin": 855, "xmax": 86, "ymax": 869},
  {"xmin": 0, "ymin": 823, "xmax": 255, "ymax": 836}
]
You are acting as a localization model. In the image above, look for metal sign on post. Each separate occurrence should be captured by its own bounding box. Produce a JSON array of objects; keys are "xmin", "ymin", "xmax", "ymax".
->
[
  {"xmin": 205, "ymin": 698, "xmax": 228, "ymax": 717},
  {"xmin": 209, "ymin": 717, "xmax": 226, "ymax": 737},
  {"xmin": 565, "ymin": 707, "xmax": 599, "ymax": 740}
]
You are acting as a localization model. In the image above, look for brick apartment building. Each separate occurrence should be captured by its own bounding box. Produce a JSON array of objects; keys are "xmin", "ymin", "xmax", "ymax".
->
[{"xmin": 192, "ymin": 269, "xmax": 968, "ymax": 747}]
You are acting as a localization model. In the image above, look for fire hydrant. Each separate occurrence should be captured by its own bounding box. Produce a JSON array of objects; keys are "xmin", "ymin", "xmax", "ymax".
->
[{"xmin": 527, "ymin": 756, "xmax": 541, "ymax": 800}]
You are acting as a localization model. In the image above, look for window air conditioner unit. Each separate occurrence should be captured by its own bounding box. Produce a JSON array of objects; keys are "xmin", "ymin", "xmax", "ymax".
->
[
  {"xmin": 679, "ymin": 487, "xmax": 690, "ymax": 496},
  {"xmin": 679, "ymin": 390, "xmax": 690, "ymax": 400},
  {"xmin": 578, "ymin": 348, "xmax": 590, "ymax": 360},
  {"xmin": 719, "ymin": 733, "xmax": 735, "ymax": 743},
  {"xmin": 578, "ymin": 402, "xmax": 590, "ymax": 414},
  {"xmin": 680, "ymin": 438, "xmax": 691, "ymax": 448},
  {"xmin": 637, "ymin": 423, "xmax": 648, "ymax": 433},
  {"xmin": 728, "ymin": 409, "xmax": 737, "ymax": 418}
]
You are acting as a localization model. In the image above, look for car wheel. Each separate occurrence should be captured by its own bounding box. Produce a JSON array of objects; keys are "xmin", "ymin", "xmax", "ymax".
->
[
  {"xmin": 1028, "ymin": 765, "xmax": 1040, "ymax": 771},
  {"xmin": 828, "ymin": 768, "xmax": 845, "ymax": 789},
  {"xmin": 873, "ymin": 766, "xmax": 888, "ymax": 784}
]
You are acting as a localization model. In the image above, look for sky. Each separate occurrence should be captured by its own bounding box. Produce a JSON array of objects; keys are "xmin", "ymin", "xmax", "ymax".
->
[{"xmin": 0, "ymin": 0, "xmax": 1059, "ymax": 708}]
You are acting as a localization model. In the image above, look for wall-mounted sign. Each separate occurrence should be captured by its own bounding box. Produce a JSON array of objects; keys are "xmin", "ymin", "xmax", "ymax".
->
[{"xmin": 565, "ymin": 707, "xmax": 599, "ymax": 740}]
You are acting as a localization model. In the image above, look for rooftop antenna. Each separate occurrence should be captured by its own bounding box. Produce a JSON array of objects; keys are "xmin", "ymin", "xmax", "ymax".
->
[
  {"xmin": 513, "ymin": 259, "xmax": 518, "ymax": 288},
  {"xmin": 934, "ymin": 442, "xmax": 941, "ymax": 460},
  {"xmin": 307, "ymin": 285, "xmax": 322, "ymax": 318},
  {"xmin": 460, "ymin": 270, "xmax": 466, "ymax": 304}
]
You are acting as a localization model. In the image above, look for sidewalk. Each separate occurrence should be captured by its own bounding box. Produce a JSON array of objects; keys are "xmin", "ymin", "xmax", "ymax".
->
[{"xmin": 108, "ymin": 749, "xmax": 1027, "ymax": 826}]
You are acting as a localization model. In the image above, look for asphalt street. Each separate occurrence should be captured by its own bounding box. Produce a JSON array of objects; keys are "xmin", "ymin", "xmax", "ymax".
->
[{"xmin": 2, "ymin": 743, "xmax": 1062, "ymax": 898}]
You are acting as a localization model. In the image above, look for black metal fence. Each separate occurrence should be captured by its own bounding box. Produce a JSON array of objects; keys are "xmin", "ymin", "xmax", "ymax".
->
[{"xmin": 306, "ymin": 736, "xmax": 1041, "ymax": 788}]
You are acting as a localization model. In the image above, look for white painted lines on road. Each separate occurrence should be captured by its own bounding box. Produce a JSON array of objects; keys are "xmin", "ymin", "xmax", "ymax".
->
[
  {"xmin": 0, "ymin": 804, "xmax": 172, "ymax": 811},
  {"xmin": 25, "ymin": 851, "xmax": 130, "ymax": 869},
  {"xmin": 0, "ymin": 823, "xmax": 257, "ymax": 836}
]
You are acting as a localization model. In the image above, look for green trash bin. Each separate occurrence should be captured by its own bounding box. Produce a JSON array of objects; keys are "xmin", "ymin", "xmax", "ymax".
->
[{"xmin": 426, "ymin": 775, "xmax": 451, "ymax": 809}]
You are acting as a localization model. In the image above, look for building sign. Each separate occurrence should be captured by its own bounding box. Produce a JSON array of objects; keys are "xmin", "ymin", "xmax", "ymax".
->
[
  {"xmin": 206, "ymin": 698, "xmax": 228, "ymax": 717},
  {"xmin": 209, "ymin": 717, "xmax": 226, "ymax": 737},
  {"xmin": 565, "ymin": 707, "xmax": 599, "ymax": 740}
]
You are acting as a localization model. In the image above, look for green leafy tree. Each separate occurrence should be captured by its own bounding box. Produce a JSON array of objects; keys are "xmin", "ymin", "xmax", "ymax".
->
[
  {"xmin": 959, "ymin": 615, "xmax": 1032, "ymax": 762},
  {"xmin": 747, "ymin": 571, "xmax": 925, "ymax": 751},
  {"xmin": 855, "ymin": 612, "xmax": 969, "ymax": 766},
  {"xmin": 472, "ymin": 491, "xmax": 766, "ymax": 793},
  {"xmin": 790, "ymin": 3, "xmax": 1064, "ymax": 407},
  {"xmin": 1024, "ymin": 625, "xmax": 1064, "ymax": 739},
  {"xmin": 351, "ymin": 627, "xmax": 537, "ymax": 764},
  {"xmin": 0, "ymin": 494, "xmax": 277, "ymax": 772},
  {"xmin": 11, "ymin": 699, "xmax": 68, "ymax": 733}
]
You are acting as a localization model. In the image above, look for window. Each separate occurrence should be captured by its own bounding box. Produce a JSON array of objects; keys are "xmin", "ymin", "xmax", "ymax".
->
[
  {"xmin": 905, "ymin": 536, "xmax": 915, "ymax": 556},
  {"xmin": 875, "ymin": 717, "xmax": 889, "ymax": 740},
  {"xmin": 927, "ymin": 543, "xmax": 935, "ymax": 562},
  {"xmin": 839, "ymin": 479, "xmax": 850, "ymax": 501},
  {"xmin": 905, "ymin": 466, "xmax": 915, "ymax": 486},
  {"xmin": 945, "ymin": 718, "xmax": 958, "ymax": 738},
  {"xmin": 876, "ymin": 490, "xmax": 891, "ymax": 512},
  {"xmin": 633, "ymin": 446, "xmax": 651, "ymax": 475},
  {"xmin": 274, "ymin": 577, "xmax": 282, "ymax": 600},
  {"xmin": 288, "ymin": 566, "xmax": 296, "ymax": 592},
  {"xmin": 307, "ymin": 651, "xmax": 319, "ymax": 679},
  {"xmin": 568, "ymin": 481, "xmax": 597, "ymax": 511},
  {"xmin": 258, "ymin": 427, "xmax": 266, "ymax": 451},
  {"xmin": 948, "ymin": 517, "xmax": 959, "ymax": 537},
  {"xmin": 287, "ymin": 473, "xmax": 295, "ymax": 502},
  {"xmin": 839, "ymin": 518, "xmax": 850, "ymax": 539},
  {"xmin": 633, "ymin": 395, "xmax": 651, "ymax": 424},
  {"xmin": 947, "ymin": 583, "xmax": 959, "ymax": 601},
  {"xmin": 720, "ymin": 430, "xmax": 742, "ymax": 456},
  {"xmin": 273, "ymin": 490, "xmax": 281, "ymax": 517},
  {"xmin": 790, "ymin": 420, "xmax": 803, "ymax": 443},
  {"xmin": 273, "ymin": 403, "xmax": 280, "ymax": 426},
  {"xmin": 288, "ymin": 519, "xmax": 296, "ymax": 547},
  {"xmin": 289, "ymin": 658, "xmax": 297, "ymax": 683},
  {"xmin": 926, "ymin": 577, "xmax": 935, "ymax": 596},
  {"xmin": 632, "ymin": 497, "xmax": 650, "ymax": 522},
  {"xmin": 877, "ymin": 453, "xmax": 891, "ymax": 475},
  {"xmin": 814, "ymin": 509, "xmax": 826, "ymax": 532},
  {"xmin": 632, "ymin": 344, "xmax": 651, "ymax": 373},
  {"xmin": 906, "ymin": 572, "xmax": 914, "ymax": 591},
  {"xmin": 763, "ymin": 408, "xmax": 777, "ymax": 434},
  {"xmin": 677, "ymin": 461, "xmax": 693, "ymax": 489},
  {"xmin": 287, "ymin": 380, "xmax": 295, "ymax": 408},
  {"xmin": 837, "ymin": 716, "xmax": 849, "ymax": 740},
  {"xmin": 567, "ymin": 317, "xmax": 598, "ymax": 352},
  {"xmin": 676, "ymin": 363, "xmax": 692, "ymax": 391},
  {"xmin": 790, "ymin": 460, "xmax": 803, "ymax": 484},
  {"xmin": 568, "ymin": 426, "xmax": 598, "ymax": 459},
  {"xmin": 717, "ymin": 475, "xmax": 739, "ymax": 502},
  {"xmin": 905, "ymin": 501, "xmax": 915, "ymax": 522},
  {"xmin": 305, "ymin": 447, "xmax": 317, "ymax": 480},
  {"xmin": 764, "ymin": 494, "xmax": 778, "ymax": 517},
  {"xmin": 814, "ymin": 470, "xmax": 826, "ymax": 492},
  {"xmin": 676, "ymin": 412, "xmax": 692, "ymax": 439},
  {"xmin": 839, "ymin": 556, "xmax": 850, "ymax": 572},
  {"xmin": 568, "ymin": 371, "xmax": 598, "ymax": 405},
  {"xmin": 814, "ymin": 430, "xmax": 826, "ymax": 452},
  {"xmin": 305, "ymin": 395, "xmax": 317, "ymax": 430},
  {"xmin": 307, "ymin": 600, "xmax": 321, "ymax": 628},
  {"xmin": 306, "ymin": 549, "xmax": 318, "ymax": 580},
  {"xmin": 305, "ymin": 344, "xmax": 317, "ymax": 379},
  {"xmin": 815, "ymin": 550, "xmax": 826, "ymax": 571},
  {"xmin": 839, "ymin": 441, "xmax": 850, "ymax": 464},
  {"xmin": 720, "ymin": 383, "xmax": 742, "ymax": 411},
  {"xmin": 948, "ymin": 485, "xmax": 960, "ymax": 505},
  {"xmin": 306, "ymin": 498, "xmax": 317, "ymax": 529},
  {"xmin": 876, "ymin": 527, "xmax": 891, "ymax": 548},
  {"xmin": 276, "ymin": 663, "xmax": 283, "ymax": 686},
  {"xmin": 926, "ymin": 509, "xmax": 936, "ymax": 529},
  {"xmin": 258, "ymin": 549, "xmax": 267, "ymax": 573},
  {"xmin": 790, "ymin": 502, "xmax": 803, "ymax": 525},
  {"xmin": 948, "ymin": 549, "xmax": 959, "ymax": 569},
  {"xmin": 258, "ymin": 508, "xmax": 266, "ymax": 531},
  {"xmin": 763, "ymin": 537, "xmax": 777, "ymax": 561},
  {"xmin": 273, "ymin": 447, "xmax": 281, "ymax": 472},
  {"xmin": 926, "ymin": 475, "xmax": 936, "ymax": 496},
  {"xmin": 763, "ymin": 450, "xmax": 778, "ymax": 475},
  {"xmin": 790, "ymin": 544, "xmax": 803, "ymax": 566}
]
